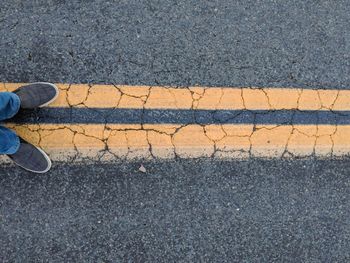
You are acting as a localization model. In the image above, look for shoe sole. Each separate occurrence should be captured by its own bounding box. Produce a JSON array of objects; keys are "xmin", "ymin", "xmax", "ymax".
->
[
  {"xmin": 13, "ymin": 146, "xmax": 52, "ymax": 174},
  {"xmin": 34, "ymin": 82, "xmax": 59, "ymax": 107}
]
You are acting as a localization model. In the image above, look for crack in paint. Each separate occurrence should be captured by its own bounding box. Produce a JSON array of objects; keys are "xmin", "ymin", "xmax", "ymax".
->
[{"xmin": 2, "ymin": 83, "xmax": 350, "ymax": 162}]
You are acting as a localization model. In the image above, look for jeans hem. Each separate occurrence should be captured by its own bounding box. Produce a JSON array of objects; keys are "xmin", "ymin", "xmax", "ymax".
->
[
  {"xmin": 4, "ymin": 134, "xmax": 20, "ymax": 155},
  {"xmin": 7, "ymin": 93, "xmax": 21, "ymax": 119}
]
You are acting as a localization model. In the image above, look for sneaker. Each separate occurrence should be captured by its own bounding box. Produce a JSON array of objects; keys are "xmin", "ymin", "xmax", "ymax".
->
[
  {"xmin": 8, "ymin": 137, "xmax": 52, "ymax": 173},
  {"xmin": 13, "ymin": 82, "xmax": 59, "ymax": 109}
]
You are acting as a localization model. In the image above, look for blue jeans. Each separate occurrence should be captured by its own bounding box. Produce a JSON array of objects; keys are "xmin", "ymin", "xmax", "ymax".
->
[{"xmin": 0, "ymin": 92, "xmax": 21, "ymax": 154}]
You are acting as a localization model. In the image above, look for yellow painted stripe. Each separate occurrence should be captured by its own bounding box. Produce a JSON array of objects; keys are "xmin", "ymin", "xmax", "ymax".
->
[
  {"xmin": 0, "ymin": 123, "xmax": 347, "ymax": 163},
  {"xmin": 1, "ymin": 83, "xmax": 349, "ymax": 163},
  {"xmin": 2, "ymin": 83, "xmax": 350, "ymax": 110}
]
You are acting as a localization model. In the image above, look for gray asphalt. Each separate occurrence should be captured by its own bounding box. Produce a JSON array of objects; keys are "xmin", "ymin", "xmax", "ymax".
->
[
  {"xmin": 1, "ymin": 0, "xmax": 350, "ymax": 262},
  {"xmin": 1, "ymin": 159, "xmax": 350, "ymax": 262},
  {"xmin": 1, "ymin": 0, "xmax": 350, "ymax": 89}
]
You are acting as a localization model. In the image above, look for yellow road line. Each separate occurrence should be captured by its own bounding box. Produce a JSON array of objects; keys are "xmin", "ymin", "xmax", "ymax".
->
[
  {"xmin": 1, "ymin": 83, "xmax": 349, "ymax": 162},
  {"xmin": 0, "ymin": 123, "xmax": 347, "ymax": 163},
  {"xmin": 2, "ymin": 83, "xmax": 350, "ymax": 110}
]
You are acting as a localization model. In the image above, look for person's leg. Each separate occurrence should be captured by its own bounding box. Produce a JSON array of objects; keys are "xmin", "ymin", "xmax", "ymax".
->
[
  {"xmin": 0, "ymin": 92, "xmax": 21, "ymax": 154},
  {"xmin": 0, "ymin": 126, "xmax": 20, "ymax": 154},
  {"xmin": 0, "ymin": 83, "xmax": 59, "ymax": 173},
  {"xmin": 0, "ymin": 92, "xmax": 21, "ymax": 121}
]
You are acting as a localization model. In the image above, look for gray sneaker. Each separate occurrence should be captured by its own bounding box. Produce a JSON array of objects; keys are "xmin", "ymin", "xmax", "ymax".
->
[
  {"xmin": 8, "ymin": 138, "xmax": 52, "ymax": 173},
  {"xmin": 13, "ymin": 82, "xmax": 59, "ymax": 109}
]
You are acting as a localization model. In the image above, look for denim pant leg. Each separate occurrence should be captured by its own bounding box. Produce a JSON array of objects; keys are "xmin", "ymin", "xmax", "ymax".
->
[{"xmin": 0, "ymin": 92, "xmax": 21, "ymax": 154}]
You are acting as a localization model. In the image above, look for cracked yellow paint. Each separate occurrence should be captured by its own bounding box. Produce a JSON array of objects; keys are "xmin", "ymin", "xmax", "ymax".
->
[
  {"xmin": 84, "ymin": 85, "xmax": 121, "ymax": 108},
  {"xmin": 2, "ymin": 83, "xmax": 350, "ymax": 110},
  {"xmin": 251, "ymin": 126, "xmax": 293, "ymax": 157},
  {"xmin": 173, "ymin": 125, "xmax": 214, "ymax": 158},
  {"xmin": 145, "ymin": 87, "xmax": 192, "ymax": 109},
  {"xmin": 216, "ymin": 136, "xmax": 251, "ymax": 158},
  {"xmin": 333, "ymin": 90, "xmax": 350, "ymax": 111},
  {"xmin": 0, "ymin": 123, "xmax": 348, "ymax": 162},
  {"xmin": 1, "ymin": 83, "xmax": 350, "ymax": 163},
  {"xmin": 298, "ymin": 89, "xmax": 323, "ymax": 110},
  {"xmin": 66, "ymin": 84, "xmax": 89, "ymax": 106},
  {"xmin": 242, "ymin": 88, "xmax": 270, "ymax": 109},
  {"xmin": 204, "ymin": 125, "xmax": 226, "ymax": 141}
]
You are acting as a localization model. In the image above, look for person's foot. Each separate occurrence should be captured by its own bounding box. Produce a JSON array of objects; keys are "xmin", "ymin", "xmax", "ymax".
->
[
  {"xmin": 8, "ymin": 137, "xmax": 52, "ymax": 173},
  {"xmin": 13, "ymin": 82, "xmax": 59, "ymax": 109}
]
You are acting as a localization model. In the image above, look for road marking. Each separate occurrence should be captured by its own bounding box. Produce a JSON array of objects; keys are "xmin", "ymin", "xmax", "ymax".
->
[
  {"xmin": 0, "ymin": 123, "xmax": 346, "ymax": 162},
  {"xmin": 1, "ymin": 83, "xmax": 349, "ymax": 162},
  {"xmin": 2, "ymin": 83, "xmax": 350, "ymax": 110}
]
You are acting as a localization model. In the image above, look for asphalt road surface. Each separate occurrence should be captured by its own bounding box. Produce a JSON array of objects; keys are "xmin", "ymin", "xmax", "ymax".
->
[
  {"xmin": 1, "ymin": 0, "xmax": 350, "ymax": 89},
  {"xmin": 1, "ymin": 1, "xmax": 350, "ymax": 262}
]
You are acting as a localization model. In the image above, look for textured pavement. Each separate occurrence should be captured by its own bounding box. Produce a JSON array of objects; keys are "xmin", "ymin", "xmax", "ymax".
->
[
  {"xmin": 1, "ymin": 0, "xmax": 350, "ymax": 88},
  {"xmin": 1, "ymin": 159, "xmax": 350, "ymax": 262},
  {"xmin": 1, "ymin": 0, "xmax": 350, "ymax": 262}
]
